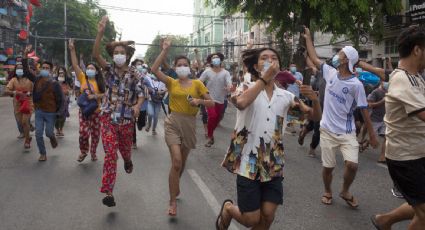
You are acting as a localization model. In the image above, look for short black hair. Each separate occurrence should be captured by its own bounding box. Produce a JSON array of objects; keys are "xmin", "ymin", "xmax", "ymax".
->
[
  {"xmin": 42, "ymin": 61, "xmax": 53, "ymax": 69},
  {"xmin": 174, "ymin": 55, "xmax": 191, "ymax": 66},
  {"xmin": 131, "ymin": 59, "xmax": 144, "ymax": 66},
  {"xmin": 206, "ymin": 52, "xmax": 225, "ymax": 63},
  {"xmin": 398, "ymin": 26, "xmax": 425, "ymax": 58}
]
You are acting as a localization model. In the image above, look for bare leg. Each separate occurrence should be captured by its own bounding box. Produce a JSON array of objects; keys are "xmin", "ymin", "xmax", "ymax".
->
[
  {"xmin": 221, "ymin": 202, "xmax": 261, "ymax": 228},
  {"xmin": 375, "ymin": 202, "xmax": 415, "ymax": 230},
  {"xmin": 252, "ymin": 201, "xmax": 279, "ymax": 230},
  {"xmin": 168, "ymin": 144, "xmax": 183, "ymax": 216},
  {"xmin": 378, "ymin": 137, "xmax": 386, "ymax": 162},
  {"xmin": 408, "ymin": 203, "xmax": 425, "ymax": 230},
  {"xmin": 180, "ymin": 146, "xmax": 190, "ymax": 178},
  {"xmin": 340, "ymin": 161, "xmax": 359, "ymax": 207},
  {"xmin": 322, "ymin": 167, "xmax": 334, "ymax": 204}
]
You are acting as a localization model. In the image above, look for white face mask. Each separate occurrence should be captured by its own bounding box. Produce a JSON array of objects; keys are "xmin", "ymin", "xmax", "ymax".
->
[
  {"xmin": 175, "ymin": 66, "xmax": 191, "ymax": 79},
  {"xmin": 113, "ymin": 54, "xmax": 127, "ymax": 66},
  {"xmin": 58, "ymin": 76, "xmax": 65, "ymax": 82}
]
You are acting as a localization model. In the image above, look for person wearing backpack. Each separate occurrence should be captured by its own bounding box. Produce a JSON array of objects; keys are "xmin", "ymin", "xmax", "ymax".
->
[
  {"xmin": 69, "ymin": 39, "xmax": 105, "ymax": 162},
  {"xmin": 145, "ymin": 74, "xmax": 167, "ymax": 135},
  {"xmin": 24, "ymin": 54, "xmax": 64, "ymax": 162}
]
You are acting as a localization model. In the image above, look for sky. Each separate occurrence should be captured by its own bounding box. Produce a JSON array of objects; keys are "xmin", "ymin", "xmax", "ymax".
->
[{"xmin": 98, "ymin": 0, "xmax": 194, "ymax": 58}]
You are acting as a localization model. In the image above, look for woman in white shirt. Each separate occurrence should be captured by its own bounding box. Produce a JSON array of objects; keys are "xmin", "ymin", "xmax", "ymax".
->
[{"xmin": 215, "ymin": 48, "xmax": 321, "ymax": 230}]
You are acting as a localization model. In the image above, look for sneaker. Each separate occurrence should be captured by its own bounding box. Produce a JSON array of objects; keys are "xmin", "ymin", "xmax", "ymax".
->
[{"xmin": 50, "ymin": 137, "xmax": 58, "ymax": 148}]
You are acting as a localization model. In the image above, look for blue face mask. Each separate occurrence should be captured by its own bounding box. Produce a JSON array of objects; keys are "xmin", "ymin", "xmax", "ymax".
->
[
  {"xmin": 290, "ymin": 66, "xmax": 297, "ymax": 73},
  {"xmin": 212, "ymin": 58, "xmax": 221, "ymax": 66},
  {"xmin": 16, "ymin": 69, "xmax": 24, "ymax": 77},
  {"xmin": 40, "ymin": 69, "xmax": 50, "ymax": 78},
  {"xmin": 332, "ymin": 55, "xmax": 340, "ymax": 69},
  {"xmin": 136, "ymin": 65, "xmax": 143, "ymax": 72},
  {"xmin": 262, "ymin": 61, "xmax": 271, "ymax": 73},
  {"xmin": 86, "ymin": 69, "xmax": 96, "ymax": 78}
]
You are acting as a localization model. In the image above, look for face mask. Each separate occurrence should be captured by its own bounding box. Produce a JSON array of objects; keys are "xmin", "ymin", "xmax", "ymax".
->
[
  {"xmin": 113, "ymin": 54, "xmax": 127, "ymax": 66},
  {"xmin": 212, "ymin": 58, "xmax": 221, "ymax": 66},
  {"xmin": 290, "ymin": 66, "xmax": 297, "ymax": 73},
  {"xmin": 86, "ymin": 69, "xmax": 96, "ymax": 78},
  {"xmin": 16, "ymin": 69, "xmax": 24, "ymax": 77},
  {"xmin": 332, "ymin": 55, "xmax": 340, "ymax": 68},
  {"xmin": 71, "ymin": 71, "xmax": 76, "ymax": 77},
  {"xmin": 58, "ymin": 76, "xmax": 65, "ymax": 82},
  {"xmin": 383, "ymin": 82, "xmax": 389, "ymax": 91},
  {"xmin": 142, "ymin": 68, "xmax": 148, "ymax": 74},
  {"xmin": 40, "ymin": 69, "xmax": 50, "ymax": 78},
  {"xmin": 355, "ymin": 67, "xmax": 362, "ymax": 73},
  {"xmin": 136, "ymin": 65, "xmax": 143, "ymax": 72},
  {"xmin": 175, "ymin": 66, "xmax": 191, "ymax": 78},
  {"xmin": 262, "ymin": 61, "xmax": 271, "ymax": 73}
]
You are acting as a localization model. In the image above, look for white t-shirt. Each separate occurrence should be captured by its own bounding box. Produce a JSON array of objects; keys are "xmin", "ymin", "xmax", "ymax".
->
[
  {"xmin": 74, "ymin": 75, "xmax": 81, "ymax": 88},
  {"xmin": 200, "ymin": 68, "xmax": 232, "ymax": 104},
  {"xmin": 320, "ymin": 64, "xmax": 368, "ymax": 135}
]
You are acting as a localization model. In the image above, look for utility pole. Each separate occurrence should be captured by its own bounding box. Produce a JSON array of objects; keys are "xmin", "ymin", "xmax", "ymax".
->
[{"xmin": 64, "ymin": 0, "xmax": 68, "ymax": 67}]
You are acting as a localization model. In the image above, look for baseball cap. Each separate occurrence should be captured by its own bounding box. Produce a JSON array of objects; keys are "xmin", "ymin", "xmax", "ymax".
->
[{"xmin": 342, "ymin": 46, "xmax": 359, "ymax": 74}]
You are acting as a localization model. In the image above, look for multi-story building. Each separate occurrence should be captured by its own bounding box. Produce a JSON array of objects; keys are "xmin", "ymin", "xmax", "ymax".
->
[
  {"xmin": 0, "ymin": 0, "xmax": 30, "ymax": 58},
  {"xmin": 189, "ymin": 0, "xmax": 224, "ymax": 62}
]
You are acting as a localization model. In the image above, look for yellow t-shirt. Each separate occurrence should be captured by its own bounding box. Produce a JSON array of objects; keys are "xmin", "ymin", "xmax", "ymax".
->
[
  {"xmin": 166, "ymin": 76, "xmax": 209, "ymax": 116},
  {"xmin": 78, "ymin": 72, "xmax": 100, "ymax": 94}
]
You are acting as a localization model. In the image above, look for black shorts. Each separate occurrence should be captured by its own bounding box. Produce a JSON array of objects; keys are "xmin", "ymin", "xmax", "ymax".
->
[
  {"xmin": 387, "ymin": 157, "xmax": 425, "ymax": 206},
  {"xmin": 236, "ymin": 175, "xmax": 283, "ymax": 213}
]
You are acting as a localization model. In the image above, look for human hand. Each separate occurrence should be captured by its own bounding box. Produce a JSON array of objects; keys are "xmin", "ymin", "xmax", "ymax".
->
[
  {"xmin": 262, "ymin": 61, "xmax": 279, "ymax": 83},
  {"xmin": 68, "ymin": 39, "xmax": 75, "ymax": 50},
  {"xmin": 24, "ymin": 44, "xmax": 32, "ymax": 57},
  {"xmin": 189, "ymin": 98, "xmax": 201, "ymax": 107},
  {"xmin": 300, "ymin": 85, "xmax": 318, "ymax": 101},
  {"xmin": 98, "ymin": 16, "xmax": 108, "ymax": 33},
  {"xmin": 369, "ymin": 135, "xmax": 379, "ymax": 149},
  {"xmin": 162, "ymin": 38, "xmax": 172, "ymax": 50}
]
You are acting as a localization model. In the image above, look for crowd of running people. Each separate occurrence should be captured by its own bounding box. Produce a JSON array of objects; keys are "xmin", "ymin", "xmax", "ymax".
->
[{"xmin": 4, "ymin": 15, "xmax": 425, "ymax": 229}]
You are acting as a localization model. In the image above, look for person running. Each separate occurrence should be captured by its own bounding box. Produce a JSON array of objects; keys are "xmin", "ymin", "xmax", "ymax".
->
[
  {"xmin": 372, "ymin": 25, "xmax": 425, "ymax": 230},
  {"xmin": 200, "ymin": 52, "xmax": 232, "ymax": 147},
  {"xmin": 304, "ymin": 26, "xmax": 378, "ymax": 208},
  {"xmin": 23, "ymin": 53, "xmax": 63, "ymax": 162},
  {"xmin": 146, "ymin": 74, "xmax": 167, "ymax": 135},
  {"xmin": 54, "ymin": 67, "xmax": 71, "ymax": 137},
  {"xmin": 69, "ymin": 39, "xmax": 104, "ymax": 162},
  {"xmin": 151, "ymin": 38, "xmax": 214, "ymax": 216},
  {"xmin": 5, "ymin": 60, "xmax": 34, "ymax": 149},
  {"xmin": 217, "ymin": 47, "xmax": 321, "ymax": 230},
  {"xmin": 93, "ymin": 16, "xmax": 145, "ymax": 207}
]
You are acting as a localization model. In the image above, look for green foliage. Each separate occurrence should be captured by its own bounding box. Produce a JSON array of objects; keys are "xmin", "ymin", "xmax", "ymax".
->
[
  {"xmin": 144, "ymin": 35, "xmax": 190, "ymax": 66},
  {"xmin": 213, "ymin": 0, "xmax": 403, "ymax": 48},
  {"xmin": 32, "ymin": 0, "xmax": 116, "ymax": 65}
]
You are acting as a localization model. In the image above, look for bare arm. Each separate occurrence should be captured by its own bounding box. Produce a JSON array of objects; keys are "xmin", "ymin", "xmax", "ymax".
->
[
  {"xmin": 361, "ymin": 108, "xmax": 379, "ymax": 148},
  {"xmin": 303, "ymin": 27, "xmax": 322, "ymax": 68},
  {"xmin": 234, "ymin": 62, "xmax": 279, "ymax": 110},
  {"xmin": 358, "ymin": 61, "xmax": 385, "ymax": 80},
  {"xmin": 368, "ymin": 98, "xmax": 385, "ymax": 108},
  {"xmin": 68, "ymin": 39, "xmax": 83, "ymax": 77},
  {"xmin": 299, "ymin": 85, "xmax": 322, "ymax": 121},
  {"xmin": 151, "ymin": 38, "xmax": 172, "ymax": 85},
  {"xmin": 92, "ymin": 16, "xmax": 108, "ymax": 69}
]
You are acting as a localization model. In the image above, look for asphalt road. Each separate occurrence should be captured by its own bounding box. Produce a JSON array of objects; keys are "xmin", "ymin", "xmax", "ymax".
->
[{"xmin": 0, "ymin": 97, "xmax": 409, "ymax": 230}]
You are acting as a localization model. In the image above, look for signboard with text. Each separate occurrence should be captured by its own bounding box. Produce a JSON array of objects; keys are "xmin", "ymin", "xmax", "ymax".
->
[{"xmin": 408, "ymin": 0, "xmax": 425, "ymax": 23}]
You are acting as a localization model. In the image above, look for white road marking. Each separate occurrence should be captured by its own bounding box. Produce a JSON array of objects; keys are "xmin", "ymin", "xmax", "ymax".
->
[{"xmin": 188, "ymin": 169, "xmax": 239, "ymax": 230}]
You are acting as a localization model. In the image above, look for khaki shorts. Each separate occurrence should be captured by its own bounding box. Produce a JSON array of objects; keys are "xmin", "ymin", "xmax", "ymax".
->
[
  {"xmin": 320, "ymin": 128, "xmax": 359, "ymax": 168},
  {"xmin": 164, "ymin": 112, "xmax": 197, "ymax": 149}
]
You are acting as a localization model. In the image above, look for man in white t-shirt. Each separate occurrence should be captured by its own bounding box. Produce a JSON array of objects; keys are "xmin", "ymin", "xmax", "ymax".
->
[{"xmin": 304, "ymin": 27, "xmax": 378, "ymax": 208}]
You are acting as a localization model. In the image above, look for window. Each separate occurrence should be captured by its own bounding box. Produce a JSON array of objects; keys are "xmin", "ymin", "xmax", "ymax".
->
[
  {"xmin": 205, "ymin": 32, "xmax": 210, "ymax": 44},
  {"xmin": 385, "ymin": 38, "xmax": 397, "ymax": 55},
  {"xmin": 358, "ymin": 51, "xmax": 368, "ymax": 59},
  {"xmin": 244, "ymin": 19, "xmax": 249, "ymax": 32}
]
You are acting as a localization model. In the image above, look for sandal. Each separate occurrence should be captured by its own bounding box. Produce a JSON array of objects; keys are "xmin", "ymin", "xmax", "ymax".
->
[
  {"xmin": 359, "ymin": 140, "xmax": 369, "ymax": 153},
  {"xmin": 102, "ymin": 195, "xmax": 116, "ymax": 207},
  {"xmin": 321, "ymin": 195, "xmax": 333, "ymax": 205},
  {"xmin": 24, "ymin": 137, "xmax": 32, "ymax": 149},
  {"xmin": 370, "ymin": 215, "xmax": 382, "ymax": 230},
  {"xmin": 215, "ymin": 199, "xmax": 233, "ymax": 230},
  {"xmin": 124, "ymin": 160, "xmax": 133, "ymax": 174},
  {"xmin": 38, "ymin": 155, "xmax": 47, "ymax": 162},
  {"xmin": 91, "ymin": 155, "xmax": 98, "ymax": 161},
  {"xmin": 168, "ymin": 201, "xmax": 177, "ymax": 217},
  {"xmin": 77, "ymin": 153, "xmax": 88, "ymax": 162},
  {"xmin": 205, "ymin": 138, "xmax": 214, "ymax": 147},
  {"xmin": 339, "ymin": 194, "xmax": 359, "ymax": 208}
]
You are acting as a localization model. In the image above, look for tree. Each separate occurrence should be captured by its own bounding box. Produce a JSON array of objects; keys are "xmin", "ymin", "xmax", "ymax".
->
[
  {"xmin": 144, "ymin": 35, "xmax": 189, "ymax": 66},
  {"xmin": 31, "ymin": 0, "xmax": 116, "ymax": 65},
  {"xmin": 213, "ymin": 0, "xmax": 403, "ymax": 48}
]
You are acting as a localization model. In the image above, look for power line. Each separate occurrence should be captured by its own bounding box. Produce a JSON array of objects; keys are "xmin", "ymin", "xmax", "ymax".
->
[{"xmin": 97, "ymin": 4, "xmax": 247, "ymax": 19}]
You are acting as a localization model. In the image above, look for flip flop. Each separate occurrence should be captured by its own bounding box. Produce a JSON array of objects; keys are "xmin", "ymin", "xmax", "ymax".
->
[
  {"xmin": 370, "ymin": 215, "xmax": 382, "ymax": 230},
  {"xmin": 321, "ymin": 195, "xmax": 333, "ymax": 205},
  {"xmin": 339, "ymin": 194, "xmax": 359, "ymax": 208},
  {"xmin": 215, "ymin": 199, "xmax": 233, "ymax": 230},
  {"xmin": 168, "ymin": 202, "xmax": 177, "ymax": 217},
  {"xmin": 77, "ymin": 153, "xmax": 88, "ymax": 162}
]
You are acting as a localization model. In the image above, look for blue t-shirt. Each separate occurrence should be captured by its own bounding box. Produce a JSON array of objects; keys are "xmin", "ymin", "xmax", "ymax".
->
[{"xmin": 287, "ymin": 71, "xmax": 303, "ymax": 97}]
